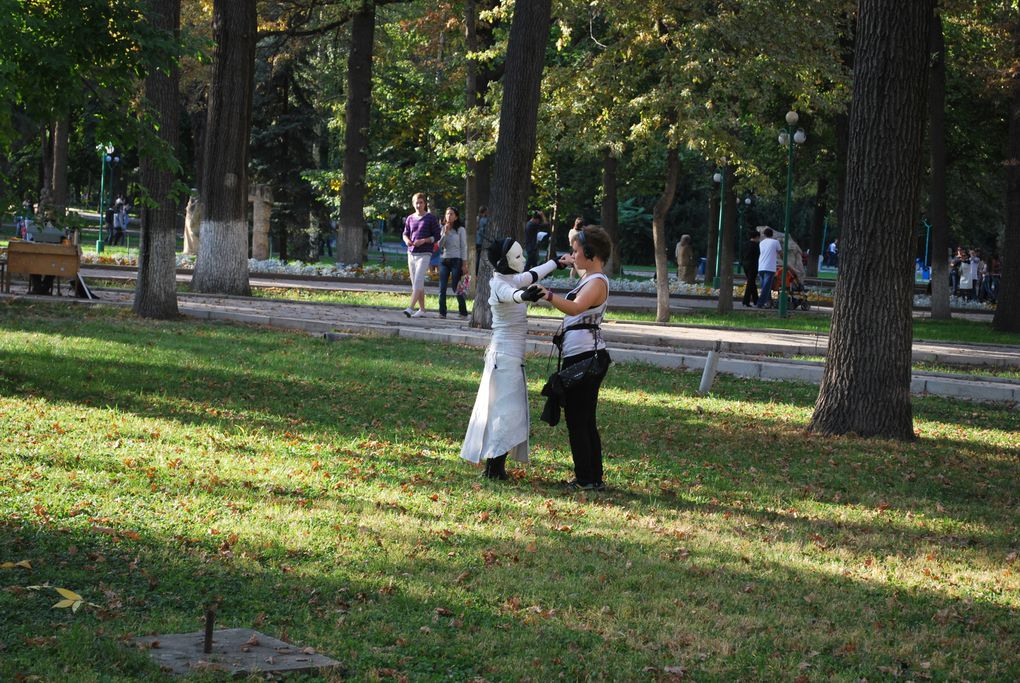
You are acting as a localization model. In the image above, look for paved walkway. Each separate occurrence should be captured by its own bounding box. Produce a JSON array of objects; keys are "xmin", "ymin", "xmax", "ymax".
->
[{"xmin": 4, "ymin": 267, "xmax": 1018, "ymax": 405}]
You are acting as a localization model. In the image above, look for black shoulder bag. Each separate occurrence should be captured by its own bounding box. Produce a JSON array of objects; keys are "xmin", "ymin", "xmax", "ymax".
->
[{"xmin": 539, "ymin": 323, "xmax": 610, "ymax": 426}]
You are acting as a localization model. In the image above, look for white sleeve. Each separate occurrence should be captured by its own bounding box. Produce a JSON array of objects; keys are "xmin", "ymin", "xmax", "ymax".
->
[
  {"xmin": 507, "ymin": 259, "xmax": 558, "ymax": 287},
  {"xmin": 490, "ymin": 276, "xmax": 519, "ymax": 303}
]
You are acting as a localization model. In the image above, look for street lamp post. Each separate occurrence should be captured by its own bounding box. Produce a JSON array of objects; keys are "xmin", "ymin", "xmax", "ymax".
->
[
  {"xmin": 712, "ymin": 169, "xmax": 726, "ymax": 290},
  {"xmin": 777, "ymin": 111, "xmax": 806, "ymax": 317},
  {"xmin": 96, "ymin": 144, "xmax": 119, "ymax": 253}
]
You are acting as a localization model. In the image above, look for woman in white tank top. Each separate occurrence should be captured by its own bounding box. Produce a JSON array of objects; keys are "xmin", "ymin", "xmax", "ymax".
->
[{"xmin": 534, "ymin": 226, "xmax": 612, "ymax": 491}]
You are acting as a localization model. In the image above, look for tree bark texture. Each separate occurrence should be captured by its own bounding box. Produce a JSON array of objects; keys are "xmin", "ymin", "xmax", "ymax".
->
[
  {"xmin": 716, "ymin": 166, "xmax": 735, "ymax": 314},
  {"xmin": 471, "ymin": 0, "xmax": 552, "ymax": 329},
  {"xmin": 192, "ymin": 0, "xmax": 256, "ymax": 296},
  {"xmin": 249, "ymin": 184, "xmax": 272, "ymax": 260},
  {"xmin": 39, "ymin": 125, "xmax": 53, "ymax": 212},
  {"xmin": 652, "ymin": 147, "xmax": 680, "ymax": 323},
  {"xmin": 994, "ymin": 4, "xmax": 1020, "ymax": 332},
  {"xmin": 810, "ymin": 0, "xmax": 933, "ymax": 440},
  {"xmin": 134, "ymin": 0, "xmax": 181, "ymax": 319},
  {"xmin": 464, "ymin": 0, "xmax": 496, "ymax": 282},
  {"xmin": 337, "ymin": 3, "xmax": 375, "ymax": 266},
  {"xmin": 51, "ymin": 113, "xmax": 69, "ymax": 214},
  {"xmin": 705, "ymin": 191, "xmax": 719, "ymax": 286},
  {"xmin": 807, "ymin": 176, "xmax": 828, "ymax": 278},
  {"xmin": 927, "ymin": 11, "xmax": 952, "ymax": 320},
  {"xmin": 601, "ymin": 149, "xmax": 621, "ymax": 276}
]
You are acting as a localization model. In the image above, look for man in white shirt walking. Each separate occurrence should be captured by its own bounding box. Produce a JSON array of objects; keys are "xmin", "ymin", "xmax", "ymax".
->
[{"xmin": 756, "ymin": 227, "xmax": 783, "ymax": 309}]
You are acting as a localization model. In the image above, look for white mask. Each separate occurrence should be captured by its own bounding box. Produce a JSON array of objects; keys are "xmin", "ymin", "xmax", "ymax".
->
[{"xmin": 505, "ymin": 241, "xmax": 525, "ymax": 273}]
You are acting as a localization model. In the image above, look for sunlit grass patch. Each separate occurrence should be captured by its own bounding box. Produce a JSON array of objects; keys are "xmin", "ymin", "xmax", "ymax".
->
[{"xmin": 0, "ymin": 301, "xmax": 1017, "ymax": 682}]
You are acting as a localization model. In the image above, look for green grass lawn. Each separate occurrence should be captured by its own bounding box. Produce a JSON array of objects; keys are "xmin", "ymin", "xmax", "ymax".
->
[{"xmin": 1, "ymin": 301, "xmax": 1017, "ymax": 682}]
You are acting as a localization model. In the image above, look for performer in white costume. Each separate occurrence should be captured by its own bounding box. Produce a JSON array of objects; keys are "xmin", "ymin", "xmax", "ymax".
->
[{"xmin": 460, "ymin": 237, "xmax": 571, "ymax": 479}]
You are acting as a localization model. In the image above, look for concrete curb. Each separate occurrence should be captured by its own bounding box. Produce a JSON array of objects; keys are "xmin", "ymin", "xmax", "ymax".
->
[{"xmin": 2, "ymin": 290, "xmax": 1016, "ymax": 407}]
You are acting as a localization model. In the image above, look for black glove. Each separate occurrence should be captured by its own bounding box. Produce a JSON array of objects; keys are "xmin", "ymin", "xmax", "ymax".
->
[{"xmin": 518, "ymin": 284, "xmax": 543, "ymax": 302}]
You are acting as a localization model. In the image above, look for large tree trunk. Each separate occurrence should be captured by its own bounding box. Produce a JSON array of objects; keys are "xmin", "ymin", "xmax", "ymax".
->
[
  {"xmin": 810, "ymin": 0, "xmax": 933, "ymax": 440},
  {"xmin": 470, "ymin": 0, "xmax": 552, "ymax": 329},
  {"xmin": 806, "ymin": 176, "xmax": 828, "ymax": 278},
  {"xmin": 464, "ymin": 0, "xmax": 496, "ymax": 284},
  {"xmin": 191, "ymin": 0, "xmax": 256, "ymax": 295},
  {"xmin": 652, "ymin": 146, "xmax": 680, "ymax": 322},
  {"xmin": 51, "ymin": 113, "xmax": 70, "ymax": 215},
  {"xmin": 134, "ymin": 0, "xmax": 181, "ymax": 319},
  {"xmin": 994, "ymin": 4, "xmax": 1020, "ymax": 332},
  {"xmin": 601, "ymin": 149, "xmax": 621, "ymax": 276},
  {"xmin": 705, "ymin": 190, "xmax": 719, "ymax": 285},
  {"xmin": 716, "ymin": 166, "xmax": 735, "ymax": 314},
  {"xmin": 336, "ymin": 3, "xmax": 375, "ymax": 266},
  {"xmin": 927, "ymin": 10, "xmax": 952, "ymax": 320}
]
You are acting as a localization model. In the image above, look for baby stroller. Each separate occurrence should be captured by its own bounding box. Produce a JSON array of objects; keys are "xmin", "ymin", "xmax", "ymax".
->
[{"xmin": 773, "ymin": 265, "xmax": 811, "ymax": 311}]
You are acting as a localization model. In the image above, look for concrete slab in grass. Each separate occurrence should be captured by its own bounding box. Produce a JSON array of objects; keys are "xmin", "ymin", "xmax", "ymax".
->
[{"xmin": 131, "ymin": 628, "xmax": 342, "ymax": 677}]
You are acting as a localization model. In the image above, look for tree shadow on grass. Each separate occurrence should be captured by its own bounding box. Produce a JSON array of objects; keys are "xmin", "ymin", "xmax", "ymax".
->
[
  {"xmin": 2, "ymin": 306, "xmax": 1016, "ymax": 571},
  {"xmin": 1, "ymin": 504, "xmax": 1017, "ymax": 682}
]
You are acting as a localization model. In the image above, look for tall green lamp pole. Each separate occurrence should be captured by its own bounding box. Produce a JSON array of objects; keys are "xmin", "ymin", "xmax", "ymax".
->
[
  {"xmin": 778, "ymin": 111, "xmax": 806, "ymax": 317},
  {"xmin": 96, "ymin": 143, "xmax": 117, "ymax": 253},
  {"xmin": 712, "ymin": 169, "xmax": 726, "ymax": 289}
]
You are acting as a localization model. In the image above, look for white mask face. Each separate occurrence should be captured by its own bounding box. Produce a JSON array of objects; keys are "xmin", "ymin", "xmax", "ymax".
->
[{"xmin": 505, "ymin": 241, "xmax": 525, "ymax": 273}]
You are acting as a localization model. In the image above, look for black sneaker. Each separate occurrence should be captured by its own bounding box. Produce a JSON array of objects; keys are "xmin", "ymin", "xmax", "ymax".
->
[{"xmin": 565, "ymin": 478, "xmax": 605, "ymax": 491}]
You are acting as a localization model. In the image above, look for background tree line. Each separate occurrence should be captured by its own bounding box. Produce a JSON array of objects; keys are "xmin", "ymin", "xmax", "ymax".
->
[{"xmin": 1, "ymin": 0, "xmax": 1018, "ymax": 438}]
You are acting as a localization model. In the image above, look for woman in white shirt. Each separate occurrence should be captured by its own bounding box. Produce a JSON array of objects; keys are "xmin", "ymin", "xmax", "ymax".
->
[{"xmin": 535, "ymin": 226, "xmax": 612, "ymax": 491}]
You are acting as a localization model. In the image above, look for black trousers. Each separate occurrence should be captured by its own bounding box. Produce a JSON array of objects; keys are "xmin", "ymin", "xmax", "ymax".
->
[
  {"xmin": 562, "ymin": 349, "xmax": 611, "ymax": 484},
  {"xmin": 742, "ymin": 270, "xmax": 758, "ymax": 306}
]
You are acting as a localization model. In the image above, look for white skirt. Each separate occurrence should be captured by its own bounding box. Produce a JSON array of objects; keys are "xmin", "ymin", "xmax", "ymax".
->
[{"xmin": 459, "ymin": 349, "xmax": 530, "ymax": 464}]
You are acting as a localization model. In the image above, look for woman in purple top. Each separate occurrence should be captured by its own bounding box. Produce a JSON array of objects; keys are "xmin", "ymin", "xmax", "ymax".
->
[{"xmin": 402, "ymin": 192, "xmax": 442, "ymax": 317}]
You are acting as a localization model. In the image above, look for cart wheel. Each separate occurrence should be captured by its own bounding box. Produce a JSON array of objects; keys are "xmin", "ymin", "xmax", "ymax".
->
[{"xmin": 801, "ymin": 301, "xmax": 811, "ymax": 311}]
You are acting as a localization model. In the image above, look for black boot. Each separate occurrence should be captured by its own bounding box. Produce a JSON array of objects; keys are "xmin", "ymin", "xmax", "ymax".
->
[
  {"xmin": 491, "ymin": 455, "xmax": 509, "ymax": 480},
  {"xmin": 482, "ymin": 455, "xmax": 509, "ymax": 481}
]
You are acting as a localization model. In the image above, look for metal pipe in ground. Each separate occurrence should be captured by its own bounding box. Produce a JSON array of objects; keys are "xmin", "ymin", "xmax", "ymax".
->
[{"xmin": 698, "ymin": 341, "xmax": 722, "ymax": 394}]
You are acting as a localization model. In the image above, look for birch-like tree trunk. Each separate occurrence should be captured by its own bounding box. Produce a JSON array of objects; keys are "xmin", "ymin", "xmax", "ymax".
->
[
  {"xmin": 51, "ymin": 113, "xmax": 69, "ymax": 215},
  {"xmin": 601, "ymin": 149, "xmax": 621, "ymax": 276},
  {"xmin": 471, "ymin": 0, "xmax": 552, "ymax": 329},
  {"xmin": 191, "ymin": 0, "xmax": 256, "ymax": 295},
  {"xmin": 716, "ymin": 166, "xmax": 735, "ymax": 314},
  {"xmin": 806, "ymin": 176, "xmax": 828, "ymax": 278},
  {"xmin": 810, "ymin": 0, "xmax": 933, "ymax": 439},
  {"xmin": 652, "ymin": 147, "xmax": 679, "ymax": 322},
  {"xmin": 134, "ymin": 0, "xmax": 181, "ymax": 319},
  {"xmin": 705, "ymin": 191, "xmax": 719, "ymax": 286}
]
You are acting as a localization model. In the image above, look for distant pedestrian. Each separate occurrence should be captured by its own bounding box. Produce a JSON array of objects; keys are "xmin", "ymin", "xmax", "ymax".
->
[
  {"xmin": 756, "ymin": 227, "xmax": 782, "ymax": 308},
  {"xmin": 437, "ymin": 206, "xmax": 469, "ymax": 319},
  {"xmin": 740, "ymin": 230, "xmax": 760, "ymax": 306},
  {"xmin": 965, "ymin": 249, "xmax": 983, "ymax": 300},
  {"xmin": 675, "ymin": 234, "xmax": 697, "ymax": 284},
  {"xmin": 105, "ymin": 205, "xmax": 115, "ymax": 244},
  {"xmin": 402, "ymin": 192, "xmax": 441, "ymax": 318},
  {"xmin": 568, "ymin": 217, "xmax": 585, "ymax": 280},
  {"xmin": 524, "ymin": 210, "xmax": 548, "ymax": 270},
  {"xmin": 111, "ymin": 199, "xmax": 128, "ymax": 246},
  {"xmin": 827, "ymin": 239, "xmax": 838, "ymax": 267}
]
